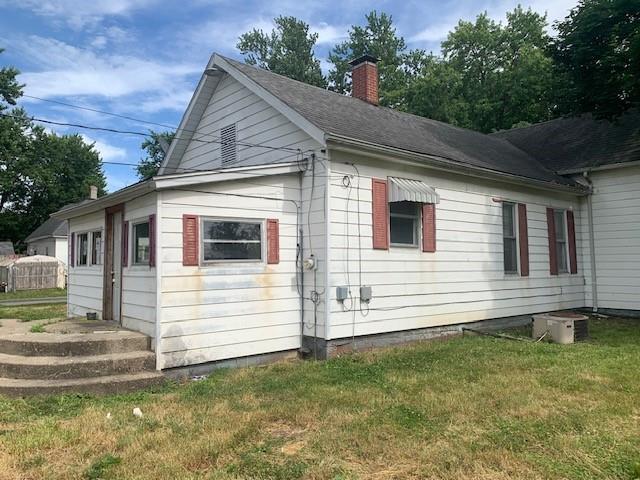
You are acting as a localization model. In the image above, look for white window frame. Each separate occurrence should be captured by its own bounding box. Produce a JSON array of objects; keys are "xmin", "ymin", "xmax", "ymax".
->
[
  {"xmin": 90, "ymin": 230, "xmax": 103, "ymax": 266},
  {"xmin": 389, "ymin": 201, "xmax": 420, "ymax": 248},
  {"xmin": 76, "ymin": 232, "xmax": 89, "ymax": 267},
  {"xmin": 554, "ymin": 209, "xmax": 569, "ymax": 274},
  {"xmin": 502, "ymin": 202, "xmax": 519, "ymax": 275},
  {"xmin": 200, "ymin": 217, "xmax": 264, "ymax": 265},
  {"xmin": 132, "ymin": 219, "xmax": 151, "ymax": 266}
]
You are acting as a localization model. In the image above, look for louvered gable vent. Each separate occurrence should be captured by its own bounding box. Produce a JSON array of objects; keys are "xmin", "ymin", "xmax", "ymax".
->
[{"xmin": 220, "ymin": 123, "xmax": 237, "ymax": 165}]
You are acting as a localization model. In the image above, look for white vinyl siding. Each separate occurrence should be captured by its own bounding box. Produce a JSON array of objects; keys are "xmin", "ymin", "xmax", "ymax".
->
[
  {"xmin": 581, "ymin": 166, "xmax": 640, "ymax": 311},
  {"xmin": 176, "ymin": 74, "xmax": 318, "ymax": 172},
  {"xmin": 327, "ymin": 153, "xmax": 585, "ymax": 340}
]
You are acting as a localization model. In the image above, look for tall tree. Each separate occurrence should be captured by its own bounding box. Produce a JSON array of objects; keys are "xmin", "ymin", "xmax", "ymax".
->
[
  {"xmin": 136, "ymin": 130, "xmax": 175, "ymax": 180},
  {"xmin": 328, "ymin": 11, "xmax": 423, "ymax": 107},
  {"xmin": 237, "ymin": 16, "xmax": 326, "ymax": 88},
  {"xmin": 552, "ymin": 0, "xmax": 640, "ymax": 119}
]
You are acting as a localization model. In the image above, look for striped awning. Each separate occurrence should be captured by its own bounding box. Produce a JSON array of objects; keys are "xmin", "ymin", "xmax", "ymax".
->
[{"xmin": 388, "ymin": 177, "xmax": 440, "ymax": 204}]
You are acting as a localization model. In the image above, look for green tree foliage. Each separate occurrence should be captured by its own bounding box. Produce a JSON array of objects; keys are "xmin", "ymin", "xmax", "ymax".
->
[
  {"xmin": 136, "ymin": 130, "xmax": 175, "ymax": 180},
  {"xmin": 0, "ymin": 49, "xmax": 107, "ymax": 250},
  {"xmin": 552, "ymin": 0, "xmax": 640, "ymax": 119},
  {"xmin": 237, "ymin": 16, "xmax": 326, "ymax": 88},
  {"xmin": 328, "ymin": 11, "xmax": 425, "ymax": 107}
]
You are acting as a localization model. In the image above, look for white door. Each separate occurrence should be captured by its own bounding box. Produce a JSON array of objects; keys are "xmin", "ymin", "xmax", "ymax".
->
[{"xmin": 111, "ymin": 211, "xmax": 122, "ymax": 323}]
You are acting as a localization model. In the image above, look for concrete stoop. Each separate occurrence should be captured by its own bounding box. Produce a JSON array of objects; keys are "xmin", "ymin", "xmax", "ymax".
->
[{"xmin": 0, "ymin": 330, "xmax": 164, "ymax": 396}]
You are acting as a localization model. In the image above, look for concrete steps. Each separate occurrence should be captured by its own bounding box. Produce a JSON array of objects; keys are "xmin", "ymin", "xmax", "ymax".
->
[{"xmin": 0, "ymin": 329, "xmax": 164, "ymax": 396}]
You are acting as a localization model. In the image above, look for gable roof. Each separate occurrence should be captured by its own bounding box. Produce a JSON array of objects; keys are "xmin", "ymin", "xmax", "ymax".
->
[
  {"xmin": 25, "ymin": 217, "xmax": 68, "ymax": 242},
  {"xmin": 216, "ymin": 55, "xmax": 575, "ymax": 188},
  {"xmin": 492, "ymin": 112, "xmax": 640, "ymax": 173},
  {"xmin": 0, "ymin": 242, "xmax": 14, "ymax": 256}
]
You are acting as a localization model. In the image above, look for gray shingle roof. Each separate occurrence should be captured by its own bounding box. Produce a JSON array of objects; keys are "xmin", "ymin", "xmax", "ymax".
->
[
  {"xmin": 492, "ymin": 112, "xmax": 640, "ymax": 172},
  {"xmin": 0, "ymin": 242, "xmax": 14, "ymax": 256},
  {"xmin": 222, "ymin": 56, "xmax": 574, "ymax": 187},
  {"xmin": 25, "ymin": 217, "xmax": 68, "ymax": 242}
]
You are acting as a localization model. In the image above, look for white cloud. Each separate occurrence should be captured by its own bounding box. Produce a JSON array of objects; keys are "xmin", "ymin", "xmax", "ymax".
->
[
  {"xmin": 12, "ymin": 36, "xmax": 200, "ymax": 113},
  {"xmin": 81, "ymin": 135, "xmax": 127, "ymax": 161},
  {"xmin": 4, "ymin": 0, "xmax": 158, "ymax": 29},
  {"xmin": 311, "ymin": 22, "xmax": 347, "ymax": 45}
]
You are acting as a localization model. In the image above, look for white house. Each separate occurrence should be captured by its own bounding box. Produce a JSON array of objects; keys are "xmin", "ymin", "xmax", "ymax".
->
[
  {"xmin": 53, "ymin": 54, "xmax": 639, "ymax": 374},
  {"xmin": 25, "ymin": 217, "xmax": 69, "ymax": 265}
]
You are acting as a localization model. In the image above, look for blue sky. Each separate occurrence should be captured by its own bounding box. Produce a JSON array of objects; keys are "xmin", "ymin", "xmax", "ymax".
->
[{"xmin": 1, "ymin": 0, "xmax": 577, "ymax": 192}]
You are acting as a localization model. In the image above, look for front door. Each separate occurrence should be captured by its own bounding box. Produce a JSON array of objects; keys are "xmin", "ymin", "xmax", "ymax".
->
[{"xmin": 103, "ymin": 205, "xmax": 124, "ymax": 323}]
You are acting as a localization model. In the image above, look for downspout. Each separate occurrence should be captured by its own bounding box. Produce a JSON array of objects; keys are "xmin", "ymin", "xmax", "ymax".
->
[{"xmin": 583, "ymin": 172, "xmax": 598, "ymax": 312}]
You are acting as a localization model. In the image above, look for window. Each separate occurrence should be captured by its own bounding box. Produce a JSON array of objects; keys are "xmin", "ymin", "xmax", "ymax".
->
[
  {"xmin": 77, "ymin": 233, "xmax": 88, "ymax": 266},
  {"xmin": 220, "ymin": 123, "xmax": 237, "ymax": 165},
  {"xmin": 554, "ymin": 210, "xmax": 568, "ymax": 273},
  {"xmin": 91, "ymin": 231, "xmax": 102, "ymax": 265},
  {"xmin": 503, "ymin": 203, "xmax": 518, "ymax": 273},
  {"xmin": 389, "ymin": 201, "xmax": 419, "ymax": 246},
  {"xmin": 133, "ymin": 222, "xmax": 150, "ymax": 265},
  {"xmin": 202, "ymin": 219, "xmax": 262, "ymax": 262}
]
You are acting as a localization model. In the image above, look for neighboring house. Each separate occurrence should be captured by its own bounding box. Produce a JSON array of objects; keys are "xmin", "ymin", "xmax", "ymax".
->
[
  {"xmin": 0, "ymin": 242, "xmax": 15, "ymax": 256},
  {"xmin": 25, "ymin": 217, "xmax": 69, "ymax": 265},
  {"xmin": 53, "ymin": 54, "xmax": 639, "ymax": 374}
]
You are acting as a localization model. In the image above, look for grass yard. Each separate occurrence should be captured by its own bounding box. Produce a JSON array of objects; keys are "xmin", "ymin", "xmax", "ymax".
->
[
  {"xmin": 0, "ymin": 288, "xmax": 66, "ymax": 301},
  {"xmin": 0, "ymin": 318, "xmax": 639, "ymax": 479},
  {"xmin": 0, "ymin": 303, "xmax": 67, "ymax": 322}
]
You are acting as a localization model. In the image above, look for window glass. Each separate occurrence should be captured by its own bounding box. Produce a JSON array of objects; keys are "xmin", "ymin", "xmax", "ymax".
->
[
  {"xmin": 503, "ymin": 203, "xmax": 518, "ymax": 273},
  {"xmin": 91, "ymin": 231, "xmax": 102, "ymax": 265},
  {"xmin": 554, "ymin": 211, "xmax": 568, "ymax": 273},
  {"xmin": 389, "ymin": 201, "xmax": 418, "ymax": 246},
  {"xmin": 77, "ymin": 233, "xmax": 88, "ymax": 266},
  {"xmin": 202, "ymin": 220, "xmax": 262, "ymax": 261},
  {"xmin": 133, "ymin": 222, "xmax": 150, "ymax": 265}
]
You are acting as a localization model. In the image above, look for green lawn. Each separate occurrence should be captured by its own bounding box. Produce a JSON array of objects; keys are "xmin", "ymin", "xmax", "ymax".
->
[
  {"xmin": 0, "ymin": 288, "xmax": 66, "ymax": 301},
  {"xmin": 0, "ymin": 303, "xmax": 67, "ymax": 322},
  {"xmin": 0, "ymin": 318, "xmax": 639, "ymax": 479}
]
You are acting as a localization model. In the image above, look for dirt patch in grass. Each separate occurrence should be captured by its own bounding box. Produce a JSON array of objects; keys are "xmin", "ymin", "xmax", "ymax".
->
[
  {"xmin": 0, "ymin": 303, "xmax": 66, "ymax": 322},
  {"xmin": 0, "ymin": 318, "xmax": 639, "ymax": 479}
]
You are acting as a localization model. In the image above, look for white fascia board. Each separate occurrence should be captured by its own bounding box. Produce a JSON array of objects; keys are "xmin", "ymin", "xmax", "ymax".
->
[
  {"xmin": 213, "ymin": 55, "xmax": 326, "ymax": 147},
  {"xmin": 557, "ymin": 160, "xmax": 640, "ymax": 175},
  {"xmin": 327, "ymin": 134, "xmax": 588, "ymax": 196},
  {"xmin": 51, "ymin": 181, "xmax": 156, "ymax": 220},
  {"xmin": 159, "ymin": 54, "xmax": 221, "ymax": 175},
  {"xmin": 154, "ymin": 162, "xmax": 301, "ymax": 190}
]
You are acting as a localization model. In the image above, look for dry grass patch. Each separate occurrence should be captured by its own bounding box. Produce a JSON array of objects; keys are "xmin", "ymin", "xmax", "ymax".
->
[{"xmin": 1, "ymin": 318, "xmax": 639, "ymax": 479}]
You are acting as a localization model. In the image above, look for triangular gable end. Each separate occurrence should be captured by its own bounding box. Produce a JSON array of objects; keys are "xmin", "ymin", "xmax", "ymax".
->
[{"xmin": 159, "ymin": 53, "xmax": 326, "ymax": 175}]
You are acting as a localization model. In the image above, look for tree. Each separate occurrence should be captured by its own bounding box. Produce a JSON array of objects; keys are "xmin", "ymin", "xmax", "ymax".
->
[
  {"xmin": 136, "ymin": 130, "xmax": 175, "ymax": 180},
  {"xmin": 328, "ymin": 11, "xmax": 423, "ymax": 107},
  {"xmin": 237, "ymin": 16, "xmax": 326, "ymax": 88},
  {"xmin": 0, "ymin": 48, "xmax": 23, "ymax": 109},
  {"xmin": 552, "ymin": 0, "xmax": 640, "ymax": 119}
]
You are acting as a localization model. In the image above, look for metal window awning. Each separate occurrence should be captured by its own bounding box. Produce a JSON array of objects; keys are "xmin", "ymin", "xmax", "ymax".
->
[{"xmin": 388, "ymin": 177, "xmax": 440, "ymax": 204}]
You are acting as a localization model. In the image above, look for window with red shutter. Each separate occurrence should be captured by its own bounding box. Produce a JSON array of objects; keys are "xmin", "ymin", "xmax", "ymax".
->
[
  {"xmin": 371, "ymin": 178, "xmax": 389, "ymax": 250},
  {"xmin": 182, "ymin": 215, "xmax": 199, "ymax": 266},
  {"xmin": 122, "ymin": 221, "xmax": 129, "ymax": 267},
  {"xmin": 149, "ymin": 214, "xmax": 156, "ymax": 267},
  {"xmin": 422, "ymin": 204, "xmax": 436, "ymax": 252},
  {"xmin": 567, "ymin": 210, "xmax": 577, "ymax": 274},
  {"xmin": 70, "ymin": 232, "xmax": 75, "ymax": 267},
  {"xmin": 546, "ymin": 208, "xmax": 558, "ymax": 275},
  {"xmin": 267, "ymin": 218, "xmax": 279, "ymax": 264},
  {"xmin": 518, "ymin": 203, "xmax": 529, "ymax": 276}
]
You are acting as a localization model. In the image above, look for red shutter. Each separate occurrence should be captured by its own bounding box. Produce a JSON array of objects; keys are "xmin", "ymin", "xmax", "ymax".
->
[
  {"xmin": 122, "ymin": 221, "xmax": 129, "ymax": 267},
  {"xmin": 70, "ymin": 232, "xmax": 75, "ymax": 267},
  {"xmin": 149, "ymin": 214, "xmax": 156, "ymax": 267},
  {"xmin": 567, "ymin": 210, "xmax": 577, "ymax": 274},
  {"xmin": 182, "ymin": 215, "xmax": 199, "ymax": 266},
  {"xmin": 518, "ymin": 203, "xmax": 529, "ymax": 276},
  {"xmin": 267, "ymin": 218, "xmax": 279, "ymax": 264},
  {"xmin": 422, "ymin": 204, "xmax": 436, "ymax": 252},
  {"xmin": 371, "ymin": 178, "xmax": 389, "ymax": 250},
  {"xmin": 546, "ymin": 208, "xmax": 558, "ymax": 275}
]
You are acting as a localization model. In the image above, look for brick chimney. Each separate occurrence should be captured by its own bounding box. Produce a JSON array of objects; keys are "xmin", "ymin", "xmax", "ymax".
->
[{"xmin": 349, "ymin": 54, "xmax": 379, "ymax": 105}]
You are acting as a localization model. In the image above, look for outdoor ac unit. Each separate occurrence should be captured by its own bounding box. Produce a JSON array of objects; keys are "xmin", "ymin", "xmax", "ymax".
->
[{"xmin": 532, "ymin": 312, "xmax": 589, "ymax": 344}]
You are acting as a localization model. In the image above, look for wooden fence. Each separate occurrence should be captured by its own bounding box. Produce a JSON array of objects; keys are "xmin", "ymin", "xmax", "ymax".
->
[{"xmin": 1, "ymin": 261, "xmax": 66, "ymax": 292}]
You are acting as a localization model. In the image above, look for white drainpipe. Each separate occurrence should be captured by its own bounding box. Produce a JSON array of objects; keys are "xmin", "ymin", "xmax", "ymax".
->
[{"xmin": 583, "ymin": 172, "xmax": 598, "ymax": 312}]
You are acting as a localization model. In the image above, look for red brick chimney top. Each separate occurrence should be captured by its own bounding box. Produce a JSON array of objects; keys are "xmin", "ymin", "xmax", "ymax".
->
[{"xmin": 349, "ymin": 54, "xmax": 379, "ymax": 105}]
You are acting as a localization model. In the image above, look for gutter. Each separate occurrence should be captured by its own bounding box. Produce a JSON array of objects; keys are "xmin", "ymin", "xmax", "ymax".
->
[
  {"xmin": 326, "ymin": 134, "xmax": 589, "ymax": 196},
  {"xmin": 583, "ymin": 172, "xmax": 599, "ymax": 312},
  {"xmin": 558, "ymin": 160, "xmax": 640, "ymax": 175}
]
